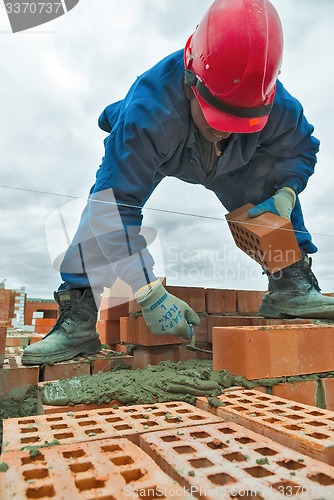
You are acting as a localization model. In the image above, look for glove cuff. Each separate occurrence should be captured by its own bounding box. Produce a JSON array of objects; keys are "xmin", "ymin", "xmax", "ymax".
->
[
  {"xmin": 135, "ymin": 280, "xmax": 161, "ymax": 301},
  {"xmin": 277, "ymin": 186, "xmax": 296, "ymax": 204}
]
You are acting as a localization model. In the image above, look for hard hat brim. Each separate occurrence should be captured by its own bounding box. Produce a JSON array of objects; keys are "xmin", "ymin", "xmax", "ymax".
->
[{"xmin": 194, "ymin": 88, "xmax": 269, "ymax": 134}]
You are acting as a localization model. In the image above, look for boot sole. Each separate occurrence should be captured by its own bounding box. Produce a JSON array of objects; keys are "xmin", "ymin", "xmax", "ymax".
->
[
  {"xmin": 260, "ymin": 303, "xmax": 334, "ymax": 320},
  {"xmin": 21, "ymin": 338, "xmax": 102, "ymax": 366}
]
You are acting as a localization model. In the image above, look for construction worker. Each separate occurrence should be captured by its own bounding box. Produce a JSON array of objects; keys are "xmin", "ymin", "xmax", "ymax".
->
[{"xmin": 22, "ymin": 0, "xmax": 334, "ymax": 366}]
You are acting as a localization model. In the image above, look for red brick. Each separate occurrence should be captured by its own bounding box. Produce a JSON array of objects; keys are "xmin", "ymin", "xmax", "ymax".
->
[
  {"xmin": 24, "ymin": 300, "xmax": 58, "ymax": 326},
  {"xmin": 128, "ymin": 297, "xmax": 142, "ymax": 313},
  {"xmin": 132, "ymin": 344, "xmax": 211, "ymax": 369},
  {"xmin": 207, "ymin": 315, "xmax": 253, "ymax": 343},
  {"xmin": 132, "ymin": 346, "xmax": 176, "ymax": 368},
  {"xmin": 35, "ymin": 318, "xmax": 57, "ymax": 327},
  {"xmin": 89, "ymin": 349, "xmax": 132, "ymax": 374},
  {"xmin": 141, "ymin": 421, "xmax": 334, "ymax": 499},
  {"xmin": 212, "ymin": 324, "xmax": 334, "ymax": 379},
  {"xmin": 5, "ymin": 333, "xmax": 31, "ymax": 347},
  {"xmin": 205, "ymin": 288, "xmax": 237, "ymax": 314},
  {"xmin": 166, "ymin": 285, "xmax": 206, "ymax": 312},
  {"xmin": 0, "ymin": 322, "xmax": 6, "ymax": 366},
  {"xmin": 237, "ymin": 290, "xmax": 266, "ymax": 315},
  {"xmin": 119, "ymin": 316, "xmax": 128, "ymax": 339},
  {"xmin": 253, "ymin": 385, "xmax": 268, "ymax": 393},
  {"xmin": 120, "ymin": 313, "xmax": 208, "ymax": 346},
  {"xmin": 40, "ymin": 358, "xmax": 91, "ymax": 382},
  {"xmin": 0, "ymin": 438, "xmax": 182, "ymax": 499},
  {"xmin": 42, "ymin": 400, "xmax": 123, "ymax": 414},
  {"xmin": 0, "ymin": 355, "xmax": 39, "ymax": 399},
  {"xmin": 322, "ymin": 378, "xmax": 334, "ymax": 411},
  {"xmin": 0, "ymin": 289, "xmax": 17, "ymax": 325},
  {"xmin": 226, "ymin": 203, "xmax": 302, "ymax": 273},
  {"xmin": 99, "ymin": 296, "xmax": 129, "ymax": 320},
  {"xmin": 196, "ymin": 388, "xmax": 334, "ymax": 465},
  {"xmin": 114, "ymin": 343, "xmax": 128, "ymax": 353},
  {"xmin": 272, "ymin": 381, "xmax": 318, "ymax": 407},
  {"xmin": 34, "ymin": 317, "xmax": 57, "ymax": 334},
  {"xmin": 2, "ymin": 401, "xmax": 221, "ymax": 452},
  {"xmin": 121, "ymin": 315, "xmax": 184, "ymax": 346},
  {"xmin": 97, "ymin": 320, "xmax": 120, "ymax": 344}
]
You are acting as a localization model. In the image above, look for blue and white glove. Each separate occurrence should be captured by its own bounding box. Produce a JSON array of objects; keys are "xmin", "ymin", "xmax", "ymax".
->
[
  {"xmin": 135, "ymin": 280, "xmax": 200, "ymax": 339},
  {"xmin": 248, "ymin": 187, "xmax": 296, "ymax": 220}
]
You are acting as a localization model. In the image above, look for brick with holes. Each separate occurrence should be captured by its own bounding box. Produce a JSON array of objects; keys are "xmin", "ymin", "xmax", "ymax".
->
[
  {"xmin": 225, "ymin": 203, "xmax": 301, "ymax": 273},
  {"xmin": 2, "ymin": 401, "xmax": 221, "ymax": 453},
  {"xmin": 196, "ymin": 388, "xmax": 334, "ymax": 465},
  {"xmin": 0, "ymin": 438, "xmax": 188, "ymax": 500},
  {"xmin": 141, "ymin": 421, "xmax": 334, "ymax": 499}
]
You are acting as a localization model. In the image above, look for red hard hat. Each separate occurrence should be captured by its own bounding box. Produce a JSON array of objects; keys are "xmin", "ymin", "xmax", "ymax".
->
[{"xmin": 184, "ymin": 0, "xmax": 283, "ymax": 133}]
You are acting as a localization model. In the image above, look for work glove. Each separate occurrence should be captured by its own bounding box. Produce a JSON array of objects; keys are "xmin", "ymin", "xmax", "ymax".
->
[
  {"xmin": 135, "ymin": 280, "xmax": 200, "ymax": 340},
  {"xmin": 247, "ymin": 187, "xmax": 296, "ymax": 220}
]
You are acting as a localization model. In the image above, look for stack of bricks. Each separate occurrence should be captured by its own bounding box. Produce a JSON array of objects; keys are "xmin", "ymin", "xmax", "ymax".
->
[
  {"xmin": 118, "ymin": 286, "xmax": 267, "ymax": 348},
  {"xmin": 211, "ymin": 322, "xmax": 334, "ymax": 410},
  {"xmin": 2, "ymin": 396, "xmax": 334, "ymax": 498},
  {"xmin": 95, "ymin": 282, "xmax": 333, "ymax": 378},
  {"xmin": 2, "ymin": 283, "xmax": 333, "ymax": 408},
  {"xmin": 0, "ymin": 287, "xmax": 18, "ymax": 326},
  {"xmin": 97, "ymin": 296, "xmax": 130, "ymax": 348}
]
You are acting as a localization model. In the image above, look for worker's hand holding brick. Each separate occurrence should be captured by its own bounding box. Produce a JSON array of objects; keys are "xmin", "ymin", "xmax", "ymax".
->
[
  {"xmin": 135, "ymin": 280, "xmax": 200, "ymax": 339},
  {"xmin": 248, "ymin": 186, "xmax": 296, "ymax": 220}
]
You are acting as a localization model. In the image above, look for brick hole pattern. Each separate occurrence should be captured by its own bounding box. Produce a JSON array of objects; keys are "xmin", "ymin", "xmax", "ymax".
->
[
  {"xmin": 228, "ymin": 222, "xmax": 266, "ymax": 268},
  {"xmin": 140, "ymin": 421, "xmax": 334, "ymax": 499},
  {"xmin": 225, "ymin": 203, "xmax": 301, "ymax": 273},
  {"xmin": 0, "ymin": 438, "xmax": 181, "ymax": 499},
  {"xmin": 196, "ymin": 389, "xmax": 334, "ymax": 465},
  {"xmin": 2, "ymin": 401, "xmax": 221, "ymax": 453}
]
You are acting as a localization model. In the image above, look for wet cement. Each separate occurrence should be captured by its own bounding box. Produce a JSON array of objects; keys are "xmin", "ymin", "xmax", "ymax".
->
[
  {"xmin": 40, "ymin": 359, "xmax": 334, "ymax": 408},
  {"xmin": 0, "ymin": 385, "xmax": 40, "ymax": 455},
  {"xmin": 2, "ymin": 359, "xmax": 334, "ymax": 455},
  {"xmin": 41, "ymin": 360, "xmax": 235, "ymax": 406}
]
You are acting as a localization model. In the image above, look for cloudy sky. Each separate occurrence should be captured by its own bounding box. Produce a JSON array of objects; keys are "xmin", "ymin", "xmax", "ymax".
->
[{"xmin": 1, "ymin": 0, "xmax": 334, "ymax": 299}]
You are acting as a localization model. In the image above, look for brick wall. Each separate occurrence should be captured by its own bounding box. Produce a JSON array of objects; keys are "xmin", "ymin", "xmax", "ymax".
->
[
  {"xmin": 0, "ymin": 289, "xmax": 17, "ymax": 324},
  {"xmin": 24, "ymin": 300, "xmax": 58, "ymax": 326}
]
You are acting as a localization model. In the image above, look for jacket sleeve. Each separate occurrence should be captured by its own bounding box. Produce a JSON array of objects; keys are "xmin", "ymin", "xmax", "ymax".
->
[
  {"xmin": 87, "ymin": 102, "xmax": 170, "ymax": 292},
  {"xmin": 259, "ymin": 83, "xmax": 320, "ymax": 195}
]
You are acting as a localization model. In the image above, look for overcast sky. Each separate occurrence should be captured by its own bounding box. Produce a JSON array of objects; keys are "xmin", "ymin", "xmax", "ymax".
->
[{"xmin": 1, "ymin": 0, "xmax": 334, "ymax": 299}]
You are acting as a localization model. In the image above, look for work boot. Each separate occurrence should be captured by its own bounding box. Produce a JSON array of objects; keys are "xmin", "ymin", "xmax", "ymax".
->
[
  {"xmin": 22, "ymin": 288, "xmax": 101, "ymax": 365},
  {"xmin": 259, "ymin": 252, "xmax": 334, "ymax": 319}
]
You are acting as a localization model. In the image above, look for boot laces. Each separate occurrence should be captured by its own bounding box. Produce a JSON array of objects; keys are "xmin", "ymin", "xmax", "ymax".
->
[
  {"xmin": 47, "ymin": 303, "xmax": 73, "ymax": 336},
  {"xmin": 298, "ymin": 256, "xmax": 321, "ymax": 292}
]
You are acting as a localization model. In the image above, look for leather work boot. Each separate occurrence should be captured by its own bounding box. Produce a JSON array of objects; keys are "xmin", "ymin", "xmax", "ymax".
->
[
  {"xmin": 22, "ymin": 288, "xmax": 101, "ymax": 365},
  {"xmin": 259, "ymin": 252, "xmax": 334, "ymax": 319}
]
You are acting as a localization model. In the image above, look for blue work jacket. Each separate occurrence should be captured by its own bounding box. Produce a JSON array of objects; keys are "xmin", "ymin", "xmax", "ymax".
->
[{"xmin": 85, "ymin": 49, "xmax": 320, "ymax": 290}]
